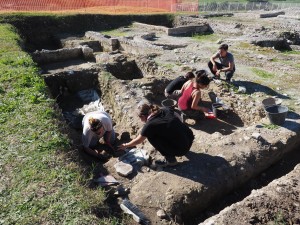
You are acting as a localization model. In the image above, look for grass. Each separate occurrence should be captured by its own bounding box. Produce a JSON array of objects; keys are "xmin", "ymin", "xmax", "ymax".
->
[
  {"xmin": 262, "ymin": 123, "xmax": 279, "ymax": 130},
  {"xmin": 252, "ymin": 68, "xmax": 274, "ymax": 79},
  {"xmin": 192, "ymin": 33, "xmax": 219, "ymax": 43},
  {"xmin": 0, "ymin": 24, "xmax": 123, "ymax": 224},
  {"xmin": 282, "ymin": 50, "xmax": 300, "ymax": 55},
  {"xmin": 101, "ymin": 28, "xmax": 130, "ymax": 37}
]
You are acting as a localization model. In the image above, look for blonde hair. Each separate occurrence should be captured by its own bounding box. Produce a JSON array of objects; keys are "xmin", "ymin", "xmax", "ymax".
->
[{"xmin": 89, "ymin": 117, "xmax": 102, "ymax": 131}]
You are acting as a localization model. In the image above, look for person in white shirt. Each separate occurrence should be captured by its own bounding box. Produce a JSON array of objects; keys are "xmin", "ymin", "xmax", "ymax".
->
[{"xmin": 82, "ymin": 111, "xmax": 115, "ymax": 159}]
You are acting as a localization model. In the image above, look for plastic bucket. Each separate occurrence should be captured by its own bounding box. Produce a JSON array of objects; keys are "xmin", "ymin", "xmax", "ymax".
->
[
  {"xmin": 161, "ymin": 99, "xmax": 177, "ymax": 109},
  {"xmin": 265, "ymin": 105, "xmax": 288, "ymax": 125},
  {"xmin": 262, "ymin": 97, "xmax": 276, "ymax": 109},
  {"xmin": 212, "ymin": 103, "xmax": 223, "ymax": 117}
]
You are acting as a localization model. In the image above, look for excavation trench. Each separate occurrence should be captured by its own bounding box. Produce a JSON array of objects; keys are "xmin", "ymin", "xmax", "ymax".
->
[
  {"xmin": 39, "ymin": 52, "xmax": 300, "ymax": 224},
  {"xmin": 30, "ymin": 20, "xmax": 300, "ymax": 224}
]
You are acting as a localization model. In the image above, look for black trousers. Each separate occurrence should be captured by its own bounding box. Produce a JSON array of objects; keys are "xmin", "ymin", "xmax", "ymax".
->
[{"xmin": 208, "ymin": 61, "xmax": 235, "ymax": 81}]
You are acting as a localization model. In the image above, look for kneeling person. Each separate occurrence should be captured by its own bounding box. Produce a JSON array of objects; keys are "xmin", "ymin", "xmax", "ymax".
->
[
  {"xmin": 82, "ymin": 111, "xmax": 115, "ymax": 159},
  {"xmin": 164, "ymin": 72, "xmax": 195, "ymax": 98},
  {"xmin": 118, "ymin": 104, "xmax": 194, "ymax": 167}
]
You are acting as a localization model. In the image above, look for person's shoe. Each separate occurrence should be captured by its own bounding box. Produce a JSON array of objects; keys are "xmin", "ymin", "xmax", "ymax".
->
[{"xmin": 155, "ymin": 157, "xmax": 178, "ymax": 167}]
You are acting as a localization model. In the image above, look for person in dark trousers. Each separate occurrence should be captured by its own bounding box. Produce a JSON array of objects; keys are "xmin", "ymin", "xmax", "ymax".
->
[
  {"xmin": 208, "ymin": 44, "xmax": 235, "ymax": 82},
  {"xmin": 178, "ymin": 70, "xmax": 211, "ymax": 120},
  {"xmin": 164, "ymin": 72, "xmax": 195, "ymax": 98},
  {"xmin": 118, "ymin": 103, "xmax": 194, "ymax": 167}
]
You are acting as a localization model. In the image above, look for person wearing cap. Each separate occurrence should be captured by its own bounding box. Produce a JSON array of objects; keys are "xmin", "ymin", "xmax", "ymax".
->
[
  {"xmin": 164, "ymin": 72, "xmax": 195, "ymax": 99},
  {"xmin": 118, "ymin": 103, "xmax": 194, "ymax": 167},
  {"xmin": 82, "ymin": 111, "xmax": 115, "ymax": 160},
  {"xmin": 178, "ymin": 70, "xmax": 211, "ymax": 120},
  {"xmin": 208, "ymin": 44, "xmax": 235, "ymax": 82}
]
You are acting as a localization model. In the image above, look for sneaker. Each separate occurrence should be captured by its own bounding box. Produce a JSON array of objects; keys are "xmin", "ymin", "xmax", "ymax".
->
[{"xmin": 155, "ymin": 157, "xmax": 178, "ymax": 167}]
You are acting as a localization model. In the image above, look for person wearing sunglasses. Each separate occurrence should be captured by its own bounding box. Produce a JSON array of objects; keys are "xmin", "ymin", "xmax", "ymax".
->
[
  {"xmin": 82, "ymin": 111, "xmax": 115, "ymax": 160},
  {"xmin": 118, "ymin": 103, "xmax": 194, "ymax": 167}
]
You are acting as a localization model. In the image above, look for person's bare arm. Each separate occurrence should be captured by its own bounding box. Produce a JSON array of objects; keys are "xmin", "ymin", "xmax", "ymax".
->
[
  {"xmin": 191, "ymin": 90, "xmax": 210, "ymax": 113},
  {"xmin": 104, "ymin": 130, "xmax": 114, "ymax": 150},
  {"xmin": 218, "ymin": 61, "xmax": 234, "ymax": 73},
  {"xmin": 118, "ymin": 134, "xmax": 147, "ymax": 150},
  {"xmin": 83, "ymin": 146, "xmax": 103, "ymax": 158},
  {"xmin": 210, "ymin": 53, "xmax": 218, "ymax": 65},
  {"xmin": 180, "ymin": 80, "xmax": 190, "ymax": 93}
]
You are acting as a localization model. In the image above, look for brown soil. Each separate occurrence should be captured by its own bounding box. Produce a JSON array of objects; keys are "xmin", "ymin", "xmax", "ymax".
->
[{"xmin": 40, "ymin": 9, "xmax": 300, "ymax": 225}]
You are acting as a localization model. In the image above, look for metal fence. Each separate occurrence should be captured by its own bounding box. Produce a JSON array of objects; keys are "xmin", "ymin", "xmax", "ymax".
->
[
  {"xmin": 175, "ymin": 2, "xmax": 300, "ymax": 12},
  {"xmin": 199, "ymin": 2, "xmax": 300, "ymax": 12}
]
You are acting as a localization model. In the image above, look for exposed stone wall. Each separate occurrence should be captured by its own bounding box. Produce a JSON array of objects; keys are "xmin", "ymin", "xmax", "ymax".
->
[
  {"xmin": 167, "ymin": 25, "xmax": 211, "ymax": 36},
  {"xmin": 259, "ymin": 11, "xmax": 285, "ymax": 18},
  {"xmin": 32, "ymin": 47, "xmax": 83, "ymax": 64},
  {"xmin": 85, "ymin": 31, "xmax": 119, "ymax": 52},
  {"xmin": 43, "ymin": 68, "xmax": 101, "ymax": 98}
]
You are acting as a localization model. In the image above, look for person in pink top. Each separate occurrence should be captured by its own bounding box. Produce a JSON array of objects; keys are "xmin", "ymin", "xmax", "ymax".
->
[{"xmin": 178, "ymin": 70, "xmax": 211, "ymax": 120}]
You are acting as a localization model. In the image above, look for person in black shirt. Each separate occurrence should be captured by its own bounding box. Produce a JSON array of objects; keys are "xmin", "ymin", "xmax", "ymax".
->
[
  {"xmin": 164, "ymin": 72, "xmax": 195, "ymax": 98},
  {"xmin": 118, "ymin": 103, "xmax": 194, "ymax": 167}
]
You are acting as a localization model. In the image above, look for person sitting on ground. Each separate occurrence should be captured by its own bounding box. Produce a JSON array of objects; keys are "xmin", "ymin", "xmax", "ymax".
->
[
  {"xmin": 208, "ymin": 43, "xmax": 235, "ymax": 82},
  {"xmin": 118, "ymin": 103, "xmax": 194, "ymax": 167},
  {"xmin": 82, "ymin": 111, "xmax": 115, "ymax": 160},
  {"xmin": 164, "ymin": 71, "xmax": 195, "ymax": 98},
  {"xmin": 178, "ymin": 70, "xmax": 211, "ymax": 120}
]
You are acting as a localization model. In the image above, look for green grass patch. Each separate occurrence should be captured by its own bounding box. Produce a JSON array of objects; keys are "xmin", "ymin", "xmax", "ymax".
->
[
  {"xmin": 101, "ymin": 28, "xmax": 130, "ymax": 37},
  {"xmin": 262, "ymin": 123, "xmax": 279, "ymax": 130},
  {"xmin": 252, "ymin": 68, "xmax": 274, "ymax": 79},
  {"xmin": 0, "ymin": 23, "xmax": 123, "ymax": 224},
  {"xmin": 282, "ymin": 50, "xmax": 300, "ymax": 55},
  {"xmin": 192, "ymin": 33, "xmax": 219, "ymax": 42}
]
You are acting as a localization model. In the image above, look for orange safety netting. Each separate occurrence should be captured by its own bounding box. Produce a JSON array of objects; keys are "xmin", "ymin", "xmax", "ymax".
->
[{"xmin": 0, "ymin": 0, "xmax": 178, "ymax": 12}]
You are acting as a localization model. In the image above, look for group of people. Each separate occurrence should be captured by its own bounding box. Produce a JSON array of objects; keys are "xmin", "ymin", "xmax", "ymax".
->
[
  {"xmin": 81, "ymin": 44, "xmax": 235, "ymax": 167},
  {"xmin": 165, "ymin": 44, "xmax": 235, "ymax": 120}
]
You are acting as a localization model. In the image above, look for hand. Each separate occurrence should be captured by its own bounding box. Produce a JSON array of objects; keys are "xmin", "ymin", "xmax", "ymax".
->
[
  {"xmin": 216, "ymin": 70, "xmax": 221, "ymax": 76},
  {"xmin": 118, "ymin": 143, "xmax": 127, "ymax": 151},
  {"xmin": 201, "ymin": 107, "xmax": 210, "ymax": 113},
  {"xmin": 106, "ymin": 142, "xmax": 115, "ymax": 151}
]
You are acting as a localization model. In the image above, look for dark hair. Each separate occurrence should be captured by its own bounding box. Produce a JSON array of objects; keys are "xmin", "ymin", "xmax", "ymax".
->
[
  {"xmin": 138, "ymin": 103, "xmax": 160, "ymax": 117},
  {"xmin": 89, "ymin": 117, "xmax": 103, "ymax": 131},
  {"xmin": 195, "ymin": 70, "xmax": 210, "ymax": 85},
  {"xmin": 184, "ymin": 72, "xmax": 195, "ymax": 79},
  {"xmin": 218, "ymin": 44, "xmax": 228, "ymax": 51}
]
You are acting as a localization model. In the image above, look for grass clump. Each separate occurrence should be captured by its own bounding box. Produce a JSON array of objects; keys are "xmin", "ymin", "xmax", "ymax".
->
[
  {"xmin": 192, "ymin": 33, "xmax": 218, "ymax": 42},
  {"xmin": 0, "ymin": 24, "xmax": 121, "ymax": 224},
  {"xmin": 252, "ymin": 68, "xmax": 274, "ymax": 79},
  {"xmin": 262, "ymin": 123, "xmax": 279, "ymax": 130},
  {"xmin": 282, "ymin": 50, "xmax": 300, "ymax": 55},
  {"xmin": 101, "ymin": 28, "xmax": 130, "ymax": 37}
]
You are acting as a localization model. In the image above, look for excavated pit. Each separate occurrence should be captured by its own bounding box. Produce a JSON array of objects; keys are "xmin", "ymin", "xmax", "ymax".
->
[{"xmin": 29, "ymin": 16, "xmax": 300, "ymax": 225}]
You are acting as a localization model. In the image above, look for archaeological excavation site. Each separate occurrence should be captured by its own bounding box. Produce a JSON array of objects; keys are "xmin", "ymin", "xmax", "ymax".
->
[{"xmin": 12, "ymin": 10, "xmax": 300, "ymax": 224}]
